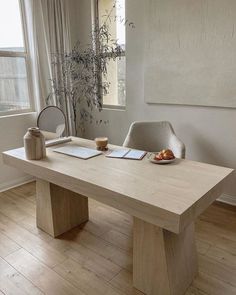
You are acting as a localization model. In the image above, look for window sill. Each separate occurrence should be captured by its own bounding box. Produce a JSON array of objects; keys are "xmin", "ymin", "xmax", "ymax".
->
[
  {"xmin": 102, "ymin": 104, "xmax": 126, "ymax": 111},
  {"xmin": 0, "ymin": 110, "xmax": 37, "ymax": 119}
]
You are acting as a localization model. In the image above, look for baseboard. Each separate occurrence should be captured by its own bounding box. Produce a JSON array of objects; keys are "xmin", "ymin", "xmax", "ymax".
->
[
  {"xmin": 218, "ymin": 194, "xmax": 236, "ymax": 206},
  {"xmin": 0, "ymin": 175, "xmax": 35, "ymax": 193}
]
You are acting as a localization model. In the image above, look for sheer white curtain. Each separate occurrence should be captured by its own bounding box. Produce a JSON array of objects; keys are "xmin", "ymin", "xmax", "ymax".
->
[{"xmin": 23, "ymin": 0, "xmax": 72, "ymax": 135}]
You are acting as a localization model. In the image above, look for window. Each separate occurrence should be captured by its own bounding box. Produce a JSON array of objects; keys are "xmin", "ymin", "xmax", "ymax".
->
[
  {"xmin": 96, "ymin": 0, "xmax": 126, "ymax": 108},
  {"xmin": 0, "ymin": 0, "xmax": 32, "ymax": 115}
]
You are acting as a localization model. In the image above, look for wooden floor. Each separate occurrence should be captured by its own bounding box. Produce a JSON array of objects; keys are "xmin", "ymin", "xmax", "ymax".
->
[{"xmin": 0, "ymin": 183, "xmax": 235, "ymax": 295}]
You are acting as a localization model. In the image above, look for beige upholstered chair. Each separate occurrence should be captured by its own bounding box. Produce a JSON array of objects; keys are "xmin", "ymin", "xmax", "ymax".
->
[{"xmin": 123, "ymin": 121, "xmax": 185, "ymax": 159}]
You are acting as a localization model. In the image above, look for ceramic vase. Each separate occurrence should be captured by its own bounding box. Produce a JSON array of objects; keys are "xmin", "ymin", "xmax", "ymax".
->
[{"xmin": 24, "ymin": 127, "xmax": 46, "ymax": 160}]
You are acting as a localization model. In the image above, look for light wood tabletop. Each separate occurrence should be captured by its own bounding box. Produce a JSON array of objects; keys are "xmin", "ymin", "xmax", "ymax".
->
[{"xmin": 2, "ymin": 137, "xmax": 234, "ymax": 295}]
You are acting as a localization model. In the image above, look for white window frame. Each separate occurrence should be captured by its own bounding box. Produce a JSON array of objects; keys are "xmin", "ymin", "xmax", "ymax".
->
[
  {"xmin": 0, "ymin": 0, "xmax": 34, "ymax": 117},
  {"xmin": 92, "ymin": 0, "xmax": 126, "ymax": 110}
]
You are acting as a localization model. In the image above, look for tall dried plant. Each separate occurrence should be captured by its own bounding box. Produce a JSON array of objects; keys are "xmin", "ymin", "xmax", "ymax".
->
[{"xmin": 49, "ymin": 1, "xmax": 134, "ymax": 135}]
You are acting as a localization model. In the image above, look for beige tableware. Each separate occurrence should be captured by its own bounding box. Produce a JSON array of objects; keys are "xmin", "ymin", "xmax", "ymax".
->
[
  {"xmin": 24, "ymin": 127, "xmax": 46, "ymax": 160},
  {"xmin": 149, "ymin": 153, "xmax": 176, "ymax": 164}
]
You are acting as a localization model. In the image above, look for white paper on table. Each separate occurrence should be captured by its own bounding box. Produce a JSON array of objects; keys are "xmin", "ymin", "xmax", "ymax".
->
[
  {"xmin": 124, "ymin": 150, "xmax": 146, "ymax": 160},
  {"xmin": 106, "ymin": 149, "xmax": 130, "ymax": 158},
  {"xmin": 53, "ymin": 145, "xmax": 102, "ymax": 159}
]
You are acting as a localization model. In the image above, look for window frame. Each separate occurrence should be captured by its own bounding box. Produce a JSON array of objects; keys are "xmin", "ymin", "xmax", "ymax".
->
[
  {"xmin": 0, "ymin": 0, "xmax": 34, "ymax": 117},
  {"xmin": 92, "ymin": 0, "xmax": 126, "ymax": 110}
]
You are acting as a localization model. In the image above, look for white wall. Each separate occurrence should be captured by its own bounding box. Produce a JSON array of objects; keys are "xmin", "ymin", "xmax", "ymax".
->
[
  {"xmin": 77, "ymin": 0, "xmax": 236, "ymax": 201},
  {"xmin": 0, "ymin": 112, "xmax": 37, "ymax": 191}
]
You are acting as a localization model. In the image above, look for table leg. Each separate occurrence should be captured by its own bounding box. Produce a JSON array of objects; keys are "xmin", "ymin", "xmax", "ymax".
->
[
  {"xmin": 133, "ymin": 218, "xmax": 198, "ymax": 295},
  {"xmin": 36, "ymin": 179, "xmax": 89, "ymax": 237}
]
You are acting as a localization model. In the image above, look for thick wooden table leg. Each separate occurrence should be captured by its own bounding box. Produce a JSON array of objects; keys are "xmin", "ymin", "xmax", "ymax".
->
[
  {"xmin": 133, "ymin": 218, "xmax": 198, "ymax": 295},
  {"xmin": 36, "ymin": 179, "xmax": 89, "ymax": 237}
]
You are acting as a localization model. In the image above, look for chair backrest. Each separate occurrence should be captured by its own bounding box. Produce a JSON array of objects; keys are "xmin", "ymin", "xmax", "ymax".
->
[{"xmin": 123, "ymin": 121, "xmax": 181, "ymax": 153}]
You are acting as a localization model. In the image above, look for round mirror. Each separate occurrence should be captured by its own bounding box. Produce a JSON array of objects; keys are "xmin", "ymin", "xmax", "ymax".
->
[{"xmin": 37, "ymin": 106, "xmax": 66, "ymax": 138}]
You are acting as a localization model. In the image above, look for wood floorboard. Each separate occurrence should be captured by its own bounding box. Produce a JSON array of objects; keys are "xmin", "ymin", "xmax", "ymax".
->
[
  {"xmin": 53, "ymin": 258, "xmax": 122, "ymax": 295},
  {"xmin": 5, "ymin": 248, "xmax": 85, "ymax": 295},
  {"xmin": 0, "ymin": 232, "xmax": 21, "ymax": 258},
  {"xmin": 198, "ymin": 254, "xmax": 236, "ymax": 287},
  {"xmin": 64, "ymin": 244, "xmax": 122, "ymax": 282},
  {"xmin": 206, "ymin": 245, "xmax": 236, "ymax": 269},
  {"xmin": 0, "ymin": 256, "xmax": 43, "ymax": 295},
  {"xmin": 66, "ymin": 228, "xmax": 133, "ymax": 271},
  {"xmin": 0, "ymin": 181, "xmax": 236, "ymax": 295},
  {"xmin": 192, "ymin": 272, "xmax": 236, "ymax": 295}
]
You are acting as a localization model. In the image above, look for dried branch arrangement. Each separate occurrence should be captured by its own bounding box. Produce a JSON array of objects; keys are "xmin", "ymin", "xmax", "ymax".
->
[{"xmin": 49, "ymin": 1, "xmax": 134, "ymax": 135}]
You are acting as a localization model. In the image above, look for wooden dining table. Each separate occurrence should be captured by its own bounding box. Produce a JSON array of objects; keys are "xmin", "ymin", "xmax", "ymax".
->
[{"xmin": 2, "ymin": 137, "xmax": 233, "ymax": 295}]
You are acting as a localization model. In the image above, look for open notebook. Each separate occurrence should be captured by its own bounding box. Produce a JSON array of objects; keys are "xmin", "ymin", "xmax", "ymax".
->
[
  {"xmin": 53, "ymin": 146, "xmax": 102, "ymax": 159},
  {"xmin": 106, "ymin": 149, "xmax": 146, "ymax": 160}
]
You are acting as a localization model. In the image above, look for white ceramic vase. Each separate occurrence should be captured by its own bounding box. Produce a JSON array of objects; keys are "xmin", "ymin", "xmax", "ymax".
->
[{"xmin": 24, "ymin": 127, "xmax": 46, "ymax": 160}]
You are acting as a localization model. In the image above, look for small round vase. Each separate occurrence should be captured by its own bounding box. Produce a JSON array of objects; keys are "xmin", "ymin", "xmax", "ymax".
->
[{"xmin": 24, "ymin": 127, "xmax": 46, "ymax": 160}]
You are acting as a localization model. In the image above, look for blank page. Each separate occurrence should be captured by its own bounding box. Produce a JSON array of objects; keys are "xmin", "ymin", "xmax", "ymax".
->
[
  {"xmin": 124, "ymin": 150, "xmax": 146, "ymax": 160},
  {"xmin": 106, "ymin": 149, "xmax": 129, "ymax": 158}
]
